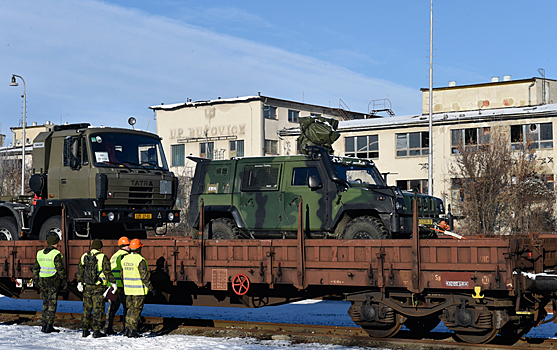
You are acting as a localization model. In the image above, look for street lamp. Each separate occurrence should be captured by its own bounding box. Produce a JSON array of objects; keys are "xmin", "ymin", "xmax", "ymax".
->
[{"xmin": 10, "ymin": 74, "xmax": 26, "ymax": 196}]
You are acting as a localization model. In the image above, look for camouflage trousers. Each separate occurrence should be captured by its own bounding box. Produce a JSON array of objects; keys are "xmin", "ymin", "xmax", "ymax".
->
[
  {"xmin": 40, "ymin": 286, "xmax": 58, "ymax": 326},
  {"xmin": 125, "ymin": 295, "xmax": 145, "ymax": 331},
  {"xmin": 105, "ymin": 290, "xmax": 127, "ymax": 330},
  {"xmin": 81, "ymin": 285, "xmax": 106, "ymax": 331}
]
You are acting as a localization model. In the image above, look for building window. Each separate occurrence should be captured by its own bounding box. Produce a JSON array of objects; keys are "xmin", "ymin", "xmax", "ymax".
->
[
  {"xmin": 396, "ymin": 179, "xmax": 428, "ymax": 194},
  {"xmin": 396, "ymin": 132, "xmax": 429, "ymax": 157},
  {"xmin": 310, "ymin": 113, "xmax": 321, "ymax": 117},
  {"xmin": 345, "ymin": 135, "xmax": 378, "ymax": 159},
  {"xmin": 200, "ymin": 142, "xmax": 214, "ymax": 159},
  {"xmin": 264, "ymin": 140, "xmax": 278, "ymax": 155},
  {"xmin": 230, "ymin": 140, "xmax": 244, "ymax": 157},
  {"xmin": 451, "ymin": 127, "xmax": 490, "ymax": 154},
  {"xmin": 511, "ymin": 122, "xmax": 553, "ymax": 149},
  {"xmin": 264, "ymin": 105, "xmax": 277, "ymax": 119},
  {"xmin": 171, "ymin": 144, "xmax": 185, "ymax": 166},
  {"xmin": 288, "ymin": 110, "xmax": 299, "ymax": 123}
]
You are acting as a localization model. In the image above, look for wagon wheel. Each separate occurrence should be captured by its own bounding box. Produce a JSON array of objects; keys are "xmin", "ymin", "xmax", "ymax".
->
[
  {"xmin": 453, "ymin": 327, "xmax": 498, "ymax": 344},
  {"xmin": 404, "ymin": 312, "xmax": 441, "ymax": 333},
  {"xmin": 359, "ymin": 314, "xmax": 404, "ymax": 338},
  {"xmin": 232, "ymin": 274, "xmax": 250, "ymax": 296}
]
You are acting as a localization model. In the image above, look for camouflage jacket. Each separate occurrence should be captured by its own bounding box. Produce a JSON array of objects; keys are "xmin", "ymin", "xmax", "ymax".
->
[{"xmin": 76, "ymin": 250, "xmax": 116, "ymax": 285}]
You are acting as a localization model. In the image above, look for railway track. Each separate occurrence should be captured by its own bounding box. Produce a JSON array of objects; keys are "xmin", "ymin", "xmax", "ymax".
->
[{"xmin": 0, "ymin": 309, "xmax": 556, "ymax": 350}]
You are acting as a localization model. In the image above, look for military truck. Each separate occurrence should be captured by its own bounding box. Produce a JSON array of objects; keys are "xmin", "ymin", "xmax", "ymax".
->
[
  {"xmin": 188, "ymin": 145, "xmax": 445, "ymax": 239},
  {"xmin": 0, "ymin": 123, "xmax": 179, "ymax": 240}
]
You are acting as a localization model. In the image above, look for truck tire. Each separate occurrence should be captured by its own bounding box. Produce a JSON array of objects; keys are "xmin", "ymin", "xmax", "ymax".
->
[
  {"xmin": 204, "ymin": 218, "xmax": 240, "ymax": 239},
  {"xmin": 0, "ymin": 217, "xmax": 19, "ymax": 241},
  {"xmin": 39, "ymin": 216, "xmax": 63, "ymax": 241},
  {"xmin": 342, "ymin": 216, "xmax": 391, "ymax": 239}
]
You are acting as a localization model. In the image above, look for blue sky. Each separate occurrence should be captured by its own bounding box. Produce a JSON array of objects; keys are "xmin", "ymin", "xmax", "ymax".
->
[{"xmin": 1, "ymin": 0, "xmax": 555, "ymax": 144}]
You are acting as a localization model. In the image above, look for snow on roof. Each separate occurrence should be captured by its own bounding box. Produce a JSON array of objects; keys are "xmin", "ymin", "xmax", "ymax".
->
[
  {"xmin": 279, "ymin": 103, "xmax": 557, "ymax": 135},
  {"xmin": 149, "ymin": 95, "xmax": 261, "ymax": 110}
]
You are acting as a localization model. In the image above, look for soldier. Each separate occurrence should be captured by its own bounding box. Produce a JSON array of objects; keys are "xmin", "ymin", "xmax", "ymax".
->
[
  {"xmin": 121, "ymin": 238, "xmax": 155, "ymax": 338},
  {"xmin": 32, "ymin": 234, "xmax": 67, "ymax": 333},
  {"xmin": 77, "ymin": 239, "xmax": 117, "ymax": 338},
  {"xmin": 104, "ymin": 236, "xmax": 130, "ymax": 335}
]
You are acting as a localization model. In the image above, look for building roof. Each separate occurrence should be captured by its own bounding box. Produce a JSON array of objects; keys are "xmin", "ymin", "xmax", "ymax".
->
[
  {"xmin": 279, "ymin": 103, "xmax": 557, "ymax": 135},
  {"xmin": 419, "ymin": 77, "xmax": 557, "ymax": 92}
]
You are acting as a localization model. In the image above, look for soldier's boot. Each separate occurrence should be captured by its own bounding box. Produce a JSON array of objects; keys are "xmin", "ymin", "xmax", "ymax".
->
[
  {"xmin": 44, "ymin": 323, "xmax": 60, "ymax": 333},
  {"xmin": 41, "ymin": 321, "xmax": 47, "ymax": 333},
  {"xmin": 93, "ymin": 330, "xmax": 106, "ymax": 338},
  {"xmin": 82, "ymin": 329, "xmax": 91, "ymax": 337},
  {"xmin": 104, "ymin": 327, "xmax": 116, "ymax": 335},
  {"xmin": 122, "ymin": 328, "xmax": 129, "ymax": 337},
  {"xmin": 127, "ymin": 330, "xmax": 140, "ymax": 338}
]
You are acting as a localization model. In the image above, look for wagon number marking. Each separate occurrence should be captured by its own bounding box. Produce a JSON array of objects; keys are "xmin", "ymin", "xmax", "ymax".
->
[
  {"xmin": 479, "ymin": 255, "xmax": 490, "ymax": 263},
  {"xmin": 434, "ymin": 274, "xmax": 441, "ymax": 282}
]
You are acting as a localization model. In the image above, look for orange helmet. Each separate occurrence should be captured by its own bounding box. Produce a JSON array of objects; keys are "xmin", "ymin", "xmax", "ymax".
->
[
  {"xmin": 118, "ymin": 236, "xmax": 130, "ymax": 246},
  {"xmin": 129, "ymin": 238, "xmax": 143, "ymax": 250}
]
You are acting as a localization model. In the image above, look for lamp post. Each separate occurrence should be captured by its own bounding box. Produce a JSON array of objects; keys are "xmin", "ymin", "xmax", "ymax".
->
[{"xmin": 10, "ymin": 74, "xmax": 26, "ymax": 196}]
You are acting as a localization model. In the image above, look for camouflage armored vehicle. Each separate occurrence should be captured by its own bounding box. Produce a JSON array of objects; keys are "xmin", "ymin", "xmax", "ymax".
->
[
  {"xmin": 0, "ymin": 123, "xmax": 179, "ymax": 240},
  {"xmin": 188, "ymin": 145, "xmax": 445, "ymax": 239}
]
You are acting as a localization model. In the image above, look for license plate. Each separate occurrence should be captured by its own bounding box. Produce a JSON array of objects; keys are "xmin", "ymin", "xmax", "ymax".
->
[
  {"xmin": 419, "ymin": 219, "xmax": 433, "ymax": 225},
  {"xmin": 135, "ymin": 213, "xmax": 152, "ymax": 219}
]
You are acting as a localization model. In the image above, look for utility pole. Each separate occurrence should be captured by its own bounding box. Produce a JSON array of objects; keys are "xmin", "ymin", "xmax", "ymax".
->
[{"xmin": 428, "ymin": 0, "xmax": 434, "ymax": 196}]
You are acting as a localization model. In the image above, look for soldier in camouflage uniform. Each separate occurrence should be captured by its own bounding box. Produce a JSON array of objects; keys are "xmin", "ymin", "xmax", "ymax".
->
[
  {"xmin": 121, "ymin": 238, "xmax": 155, "ymax": 338},
  {"xmin": 77, "ymin": 239, "xmax": 116, "ymax": 338},
  {"xmin": 32, "ymin": 234, "xmax": 67, "ymax": 333}
]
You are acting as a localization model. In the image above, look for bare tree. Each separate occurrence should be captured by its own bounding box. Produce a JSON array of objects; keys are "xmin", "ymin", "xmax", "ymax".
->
[
  {"xmin": 164, "ymin": 167, "xmax": 193, "ymax": 236},
  {"xmin": 449, "ymin": 131, "xmax": 555, "ymax": 235},
  {"xmin": 0, "ymin": 156, "xmax": 32, "ymax": 198}
]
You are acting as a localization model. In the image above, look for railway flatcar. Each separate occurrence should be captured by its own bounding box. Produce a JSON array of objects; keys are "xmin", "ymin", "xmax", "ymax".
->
[{"xmin": 0, "ymin": 198, "xmax": 555, "ymax": 345}]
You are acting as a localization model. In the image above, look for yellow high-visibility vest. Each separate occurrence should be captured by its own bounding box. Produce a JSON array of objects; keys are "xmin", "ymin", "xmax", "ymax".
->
[
  {"xmin": 121, "ymin": 253, "xmax": 149, "ymax": 296},
  {"xmin": 36, "ymin": 248, "xmax": 62, "ymax": 278},
  {"xmin": 80, "ymin": 249, "xmax": 107, "ymax": 286},
  {"xmin": 110, "ymin": 249, "xmax": 129, "ymax": 288}
]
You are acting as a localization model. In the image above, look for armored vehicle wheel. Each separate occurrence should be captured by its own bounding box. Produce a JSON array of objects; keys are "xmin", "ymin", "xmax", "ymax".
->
[
  {"xmin": 204, "ymin": 218, "xmax": 240, "ymax": 239},
  {"xmin": 39, "ymin": 216, "xmax": 63, "ymax": 241},
  {"xmin": 0, "ymin": 217, "xmax": 19, "ymax": 240},
  {"xmin": 343, "ymin": 216, "xmax": 390, "ymax": 239},
  {"xmin": 404, "ymin": 313, "xmax": 441, "ymax": 333}
]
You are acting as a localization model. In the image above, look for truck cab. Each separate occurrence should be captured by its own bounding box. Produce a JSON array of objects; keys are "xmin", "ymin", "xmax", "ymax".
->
[{"xmin": 0, "ymin": 123, "xmax": 179, "ymax": 240}]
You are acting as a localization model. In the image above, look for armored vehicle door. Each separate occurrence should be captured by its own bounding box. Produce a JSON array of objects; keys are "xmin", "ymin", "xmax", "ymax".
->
[
  {"xmin": 237, "ymin": 162, "xmax": 284, "ymax": 230},
  {"xmin": 282, "ymin": 160, "xmax": 331, "ymax": 233},
  {"xmin": 48, "ymin": 136, "xmax": 91, "ymax": 199}
]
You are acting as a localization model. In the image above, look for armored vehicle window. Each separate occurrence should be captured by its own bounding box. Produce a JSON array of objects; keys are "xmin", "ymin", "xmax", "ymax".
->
[
  {"xmin": 334, "ymin": 163, "xmax": 385, "ymax": 187},
  {"xmin": 63, "ymin": 137, "xmax": 83, "ymax": 167},
  {"xmin": 241, "ymin": 164, "xmax": 280, "ymax": 191},
  {"xmin": 292, "ymin": 167, "xmax": 321, "ymax": 186}
]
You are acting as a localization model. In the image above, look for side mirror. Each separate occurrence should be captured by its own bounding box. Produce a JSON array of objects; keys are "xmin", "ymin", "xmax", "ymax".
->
[{"xmin": 308, "ymin": 175, "xmax": 322, "ymax": 190}]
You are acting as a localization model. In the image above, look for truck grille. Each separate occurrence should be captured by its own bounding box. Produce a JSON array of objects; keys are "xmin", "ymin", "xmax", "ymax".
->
[{"xmin": 128, "ymin": 186, "xmax": 153, "ymax": 205}]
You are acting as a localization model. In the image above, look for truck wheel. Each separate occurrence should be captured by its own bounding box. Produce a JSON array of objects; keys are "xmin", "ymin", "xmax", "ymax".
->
[
  {"xmin": 343, "ymin": 216, "xmax": 391, "ymax": 239},
  {"xmin": 0, "ymin": 217, "xmax": 19, "ymax": 241},
  {"xmin": 204, "ymin": 218, "xmax": 240, "ymax": 239},
  {"xmin": 39, "ymin": 216, "xmax": 63, "ymax": 241}
]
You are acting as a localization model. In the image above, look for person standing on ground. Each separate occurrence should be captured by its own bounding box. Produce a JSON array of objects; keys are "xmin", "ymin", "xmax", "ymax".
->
[
  {"xmin": 104, "ymin": 236, "xmax": 130, "ymax": 335},
  {"xmin": 32, "ymin": 234, "xmax": 67, "ymax": 333},
  {"xmin": 77, "ymin": 239, "xmax": 117, "ymax": 338},
  {"xmin": 121, "ymin": 238, "xmax": 155, "ymax": 338}
]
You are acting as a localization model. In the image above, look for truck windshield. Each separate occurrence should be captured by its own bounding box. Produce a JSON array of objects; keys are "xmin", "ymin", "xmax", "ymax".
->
[
  {"xmin": 90, "ymin": 133, "xmax": 169, "ymax": 170},
  {"xmin": 333, "ymin": 163, "xmax": 386, "ymax": 187}
]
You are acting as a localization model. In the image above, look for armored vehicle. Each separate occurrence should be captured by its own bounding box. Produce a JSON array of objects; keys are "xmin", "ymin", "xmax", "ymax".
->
[
  {"xmin": 188, "ymin": 145, "xmax": 444, "ymax": 239},
  {"xmin": 0, "ymin": 123, "xmax": 179, "ymax": 240}
]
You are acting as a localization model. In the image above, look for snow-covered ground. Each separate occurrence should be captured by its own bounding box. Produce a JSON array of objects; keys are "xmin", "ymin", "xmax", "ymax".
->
[{"xmin": 2, "ymin": 295, "xmax": 557, "ymax": 349}]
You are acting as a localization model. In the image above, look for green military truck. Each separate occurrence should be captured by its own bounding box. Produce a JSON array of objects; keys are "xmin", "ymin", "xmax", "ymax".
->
[
  {"xmin": 0, "ymin": 123, "xmax": 179, "ymax": 240},
  {"xmin": 188, "ymin": 145, "xmax": 445, "ymax": 239}
]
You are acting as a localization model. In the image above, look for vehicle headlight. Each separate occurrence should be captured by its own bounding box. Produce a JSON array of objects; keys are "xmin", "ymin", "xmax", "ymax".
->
[
  {"xmin": 438, "ymin": 202, "xmax": 445, "ymax": 214},
  {"xmin": 395, "ymin": 201, "xmax": 402, "ymax": 210},
  {"xmin": 167, "ymin": 213, "xmax": 174, "ymax": 221},
  {"xmin": 107, "ymin": 212, "xmax": 115, "ymax": 221}
]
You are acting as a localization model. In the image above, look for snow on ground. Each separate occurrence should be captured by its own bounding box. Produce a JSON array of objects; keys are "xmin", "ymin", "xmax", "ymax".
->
[{"xmin": 2, "ymin": 295, "xmax": 557, "ymax": 349}]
